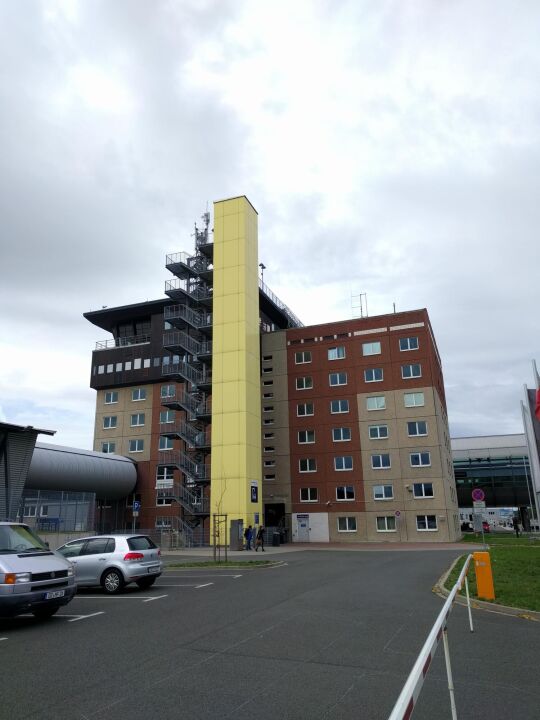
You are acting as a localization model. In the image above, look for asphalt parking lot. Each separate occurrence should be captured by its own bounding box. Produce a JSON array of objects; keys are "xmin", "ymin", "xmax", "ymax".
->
[{"xmin": 1, "ymin": 548, "xmax": 539, "ymax": 720}]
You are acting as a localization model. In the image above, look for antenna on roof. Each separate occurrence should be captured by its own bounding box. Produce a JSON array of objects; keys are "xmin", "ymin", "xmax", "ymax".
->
[{"xmin": 351, "ymin": 292, "xmax": 368, "ymax": 318}]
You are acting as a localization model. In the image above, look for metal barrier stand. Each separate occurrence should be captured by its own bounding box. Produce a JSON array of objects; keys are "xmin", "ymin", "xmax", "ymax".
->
[{"xmin": 388, "ymin": 554, "xmax": 474, "ymax": 720}]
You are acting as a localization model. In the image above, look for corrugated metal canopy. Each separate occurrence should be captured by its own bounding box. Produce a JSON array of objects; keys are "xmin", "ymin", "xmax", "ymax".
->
[{"xmin": 26, "ymin": 443, "xmax": 137, "ymax": 500}]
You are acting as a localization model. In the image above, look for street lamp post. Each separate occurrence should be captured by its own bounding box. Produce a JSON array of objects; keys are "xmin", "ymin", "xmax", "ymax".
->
[{"xmin": 259, "ymin": 263, "xmax": 266, "ymax": 283}]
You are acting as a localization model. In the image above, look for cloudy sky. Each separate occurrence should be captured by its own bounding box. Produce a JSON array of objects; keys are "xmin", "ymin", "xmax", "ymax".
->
[{"xmin": 1, "ymin": 0, "xmax": 539, "ymax": 449}]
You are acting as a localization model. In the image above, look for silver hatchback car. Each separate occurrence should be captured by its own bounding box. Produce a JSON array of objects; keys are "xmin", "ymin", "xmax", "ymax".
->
[{"xmin": 56, "ymin": 534, "xmax": 162, "ymax": 594}]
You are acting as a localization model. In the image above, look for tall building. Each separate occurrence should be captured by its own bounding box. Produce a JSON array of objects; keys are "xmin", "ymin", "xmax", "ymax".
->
[{"xmin": 85, "ymin": 196, "xmax": 459, "ymax": 543}]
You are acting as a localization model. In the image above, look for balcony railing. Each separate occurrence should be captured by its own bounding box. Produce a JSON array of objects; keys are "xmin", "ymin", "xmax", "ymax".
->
[
  {"xmin": 95, "ymin": 334, "xmax": 151, "ymax": 351},
  {"xmin": 258, "ymin": 278, "xmax": 303, "ymax": 327}
]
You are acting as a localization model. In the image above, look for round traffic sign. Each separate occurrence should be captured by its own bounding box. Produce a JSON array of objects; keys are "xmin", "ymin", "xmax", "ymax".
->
[
  {"xmin": 395, "ymin": 510, "xmax": 401, "ymax": 517},
  {"xmin": 471, "ymin": 488, "xmax": 485, "ymax": 502}
]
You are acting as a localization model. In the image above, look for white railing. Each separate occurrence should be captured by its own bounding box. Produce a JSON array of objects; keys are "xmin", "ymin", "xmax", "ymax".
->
[{"xmin": 388, "ymin": 554, "xmax": 474, "ymax": 720}]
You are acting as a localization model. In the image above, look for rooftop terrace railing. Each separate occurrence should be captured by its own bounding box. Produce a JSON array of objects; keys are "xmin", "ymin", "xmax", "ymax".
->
[{"xmin": 95, "ymin": 334, "xmax": 151, "ymax": 350}]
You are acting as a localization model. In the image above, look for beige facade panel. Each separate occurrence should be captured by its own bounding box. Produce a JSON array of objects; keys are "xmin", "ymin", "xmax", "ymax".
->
[
  {"xmin": 361, "ymin": 448, "xmax": 403, "ymax": 481},
  {"xmin": 93, "ymin": 385, "xmax": 154, "ymax": 461},
  {"xmin": 328, "ymin": 512, "xmax": 368, "ymax": 542},
  {"xmin": 357, "ymin": 390, "xmax": 397, "ymax": 422}
]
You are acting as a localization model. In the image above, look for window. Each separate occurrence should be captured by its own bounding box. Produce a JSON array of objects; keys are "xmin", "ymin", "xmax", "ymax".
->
[
  {"xmin": 23, "ymin": 505, "xmax": 37, "ymax": 518},
  {"xmin": 369, "ymin": 425, "xmax": 388, "ymax": 439},
  {"xmin": 103, "ymin": 416, "xmax": 117, "ymax": 429},
  {"xmin": 413, "ymin": 483, "xmax": 434, "ymax": 498},
  {"xmin": 101, "ymin": 441, "xmax": 116, "ymax": 453},
  {"xmin": 262, "ymin": 355, "xmax": 273, "ymax": 361},
  {"xmin": 407, "ymin": 421, "xmax": 427, "ymax": 436},
  {"xmin": 116, "ymin": 363, "xmax": 122, "ymax": 372},
  {"xmin": 156, "ymin": 518, "xmax": 172, "ymax": 529},
  {"xmin": 39, "ymin": 506, "xmax": 49, "ymax": 517},
  {"xmin": 336, "ymin": 486, "xmax": 355, "ymax": 501},
  {"xmin": 328, "ymin": 346, "xmax": 345, "ymax": 360},
  {"xmin": 263, "ymin": 432, "xmax": 274, "ymax": 439},
  {"xmin": 132, "ymin": 388, "xmax": 146, "ymax": 401},
  {"xmin": 264, "ymin": 460, "xmax": 275, "ymax": 467},
  {"xmin": 125, "ymin": 361, "xmax": 132, "ymax": 371},
  {"xmin": 263, "ymin": 392, "xmax": 274, "ymax": 399},
  {"xmin": 295, "ymin": 351, "xmax": 312, "ymax": 364},
  {"xmin": 376, "ymin": 516, "xmax": 396, "ymax": 532},
  {"xmin": 161, "ymin": 384, "xmax": 175, "ymax": 399},
  {"xmin": 98, "ymin": 365, "xmax": 105, "ymax": 374},
  {"xmin": 129, "ymin": 439, "xmax": 144, "ymax": 453},
  {"xmin": 298, "ymin": 430, "xmax": 315, "ymax": 444},
  {"xmin": 130, "ymin": 413, "xmax": 145, "ymax": 427},
  {"xmin": 404, "ymin": 392, "xmax": 425, "ymax": 407},
  {"xmin": 264, "ymin": 446, "xmax": 275, "ymax": 453},
  {"xmin": 264, "ymin": 474, "xmax": 276, "ymax": 480},
  {"xmin": 82, "ymin": 538, "xmax": 114, "ymax": 555},
  {"xmin": 329, "ymin": 372, "xmax": 347, "ymax": 386},
  {"xmin": 105, "ymin": 391, "xmax": 118, "ymax": 404},
  {"xmin": 159, "ymin": 436, "xmax": 174, "ymax": 451},
  {"xmin": 399, "ymin": 336, "xmax": 419, "ymax": 351},
  {"xmin": 366, "ymin": 396, "xmax": 385, "ymax": 411},
  {"xmin": 416, "ymin": 515, "xmax": 438, "ymax": 531},
  {"xmin": 107, "ymin": 364, "xmax": 113, "ymax": 373},
  {"xmin": 364, "ymin": 368, "xmax": 383, "ymax": 383},
  {"xmin": 371, "ymin": 454, "xmax": 391, "ymax": 469},
  {"xmin": 160, "ymin": 410, "xmax": 175, "ymax": 424},
  {"xmin": 263, "ymin": 419, "xmax": 274, "ymax": 426},
  {"xmin": 330, "ymin": 399, "xmax": 349, "ymax": 414},
  {"xmin": 373, "ymin": 484, "xmax": 393, "ymax": 500},
  {"xmin": 410, "ymin": 452, "xmax": 431, "ymax": 467},
  {"xmin": 262, "ymin": 367, "xmax": 273, "ymax": 374},
  {"xmin": 337, "ymin": 517, "xmax": 357, "ymax": 532},
  {"xmin": 156, "ymin": 466, "xmax": 174, "ymax": 488},
  {"xmin": 156, "ymin": 495, "xmax": 173, "ymax": 507},
  {"xmin": 133, "ymin": 358, "xmax": 142, "ymax": 370},
  {"xmin": 332, "ymin": 427, "xmax": 351, "ymax": 442},
  {"xmin": 334, "ymin": 456, "xmax": 353, "ymax": 471},
  {"xmin": 263, "ymin": 380, "xmax": 273, "ymax": 386},
  {"xmin": 296, "ymin": 376, "xmax": 313, "ymax": 390},
  {"xmin": 297, "ymin": 403, "xmax": 314, "ymax": 416},
  {"xmin": 362, "ymin": 341, "xmax": 381, "ymax": 356},
  {"xmin": 300, "ymin": 487, "xmax": 318, "ymax": 502},
  {"xmin": 299, "ymin": 458, "xmax": 317, "ymax": 472},
  {"xmin": 263, "ymin": 406, "xmax": 274, "ymax": 413},
  {"xmin": 402, "ymin": 363, "xmax": 422, "ymax": 379}
]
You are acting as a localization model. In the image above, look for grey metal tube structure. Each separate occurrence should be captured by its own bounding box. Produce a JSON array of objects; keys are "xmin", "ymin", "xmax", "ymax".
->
[{"xmin": 26, "ymin": 443, "xmax": 137, "ymax": 500}]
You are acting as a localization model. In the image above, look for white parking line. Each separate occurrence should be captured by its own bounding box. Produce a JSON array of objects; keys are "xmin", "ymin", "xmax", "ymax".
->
[
  {"xmin": 153, "ymin": 584, "xmax": 201, "ymax": 588},
  {"xmin": 195, "ymin": 583, "xmax": 213, "ymax": 589},
  {"xmin": 142, "ymin": 595, "xmax": 168, "ymax": 603},
  {"xmin": 164, "ymin": 574, "xmax": 243, "ymax": 579},
  {"xmin": 59, "ymin": 612, "xmax": 105, "ymax": 622}
]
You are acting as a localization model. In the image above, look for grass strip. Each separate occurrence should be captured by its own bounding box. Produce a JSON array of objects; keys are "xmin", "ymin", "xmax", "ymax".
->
[
  {"xmin": 460, "ymin": 534, "xmax": 540, "ymax": 547},
  {"xmin": 445, "ymin": 546, "xmax": 540, "ymax": 612}
]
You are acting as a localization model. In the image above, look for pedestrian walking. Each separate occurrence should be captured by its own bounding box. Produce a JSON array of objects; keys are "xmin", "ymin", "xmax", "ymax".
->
[
  {"xmin": 255, "ymin": 526, "xmax": 265, "ymax": 552},
  {"xmin": 244, "ymin": 524, "xmax": 253, "ymax": 550},
  {"xmin": 512, "ymin": 516, "xmax": 520, "ymax": 538}
]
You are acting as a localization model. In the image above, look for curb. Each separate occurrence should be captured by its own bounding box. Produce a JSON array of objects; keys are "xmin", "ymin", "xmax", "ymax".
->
[{"xmin": 433, "ymin": 555, "xmax": 540, "ymax": 623}]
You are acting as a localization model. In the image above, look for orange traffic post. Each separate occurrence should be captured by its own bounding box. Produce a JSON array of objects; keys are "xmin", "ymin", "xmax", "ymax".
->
[{"xmin": 473, "ymin": 551, "xmax": 495, "ymax": 601}]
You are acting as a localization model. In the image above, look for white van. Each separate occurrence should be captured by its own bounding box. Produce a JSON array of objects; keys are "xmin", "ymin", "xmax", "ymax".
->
[{"xmin": 0, "ymin": 522, "xmax": 77, "ymax": 619}]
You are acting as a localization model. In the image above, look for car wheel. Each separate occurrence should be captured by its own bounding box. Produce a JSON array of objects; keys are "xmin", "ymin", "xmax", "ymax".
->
[
  {"xmin": 136, "ymin": 577, "xmax": 156, "ymax": 590},
  {"xmin": 101, "ymin": 568, "xmax": 125, "ymax": 595},
  {"xmin": 32, "ymin": 606, "xmax": 59, "ymax": 620}
]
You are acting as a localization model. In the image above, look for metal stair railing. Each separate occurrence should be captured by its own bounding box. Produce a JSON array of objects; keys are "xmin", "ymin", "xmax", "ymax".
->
[
  {"xmin": 158, "ymin": 452, "xmax": 210, "ymax": 482},
  {"xmin": 163, "ymin": 330, "xmax": 212, "ymax": 357},
  {"xmin": 158, "ymin": 482, "xmax": 209, "ymax": 514},
  {"xmin": 162, "ymin": 388, "xmax": 212, "ymax": 419},
  {"xmin": 166, "ymin": 251, "xmax": 212, "ymax": 275},
  {"xmin": 161, "ymin": 421, "xmax": 211, "ymax": 448},
  {"xmin": 164, "ymin": 304, "xmax": 212, "ymax": 330},
  {"xmin": 165, "ymin": 278, "xmax": 213, "ymax": 303},
  {"xmin": 162, "ymin": 359, "xmax": 211, "ymax": 386}
]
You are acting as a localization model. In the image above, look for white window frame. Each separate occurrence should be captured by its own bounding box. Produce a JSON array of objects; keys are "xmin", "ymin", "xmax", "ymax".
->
[
  {"xmin": 410, "ymin": 452, "xmax": 431, "ymax": 467},
  {"xmin": 295, "ymin": 350, "xmax": 312, "ymax": 364},
  {"xmin": 376, "ymin": 516, "xmax": 396, "ymax": 532},
  {"xmin": 334, "ymin": 456, "xmax": 353, "ymax": 471},
  {"xmin": 330, "ymin": 399, "xmax": 349, "ymax": 414},
  {"xmin": 297, "ymin": 403, "xmax": 314, "ymax": 417},
  {"xmin": 371, "ymin": 454, "xmax": 391, "ymax": 469},
  {"xmin": 404, "ymin": 392, "xmax": 425, "ymax": 408},
  {"xmin": 156, "ymin": 466, "xmax": 174, "ymax": 489},
  {"xmin": 337, "ymin": 516, "xmax": 357, "ymax": 532},
  {"xmin": 264, "ymin": 459, "xmax": 276, "ymax": 467},
  {"xmin": 132, "ymin": 388, "xmax": 146, "ymax": 401},
  {"xmin": 399, "ymin": 336, "xmax": 419, "ymax": 351},
  {"xmin": 299, "ymin": 458, "xmax": 317, "ymax": 473},
  {"xmin": 328, "ymin": 346, "xmax": 346, "ymax": 361},
  {"xmin": 364, "ymin": 368, "xmax": 383, "ymax": 383},
  {"xmin": 366, "ymin": 396, "xmax": 386, "ymax": 411},
  {"xmin": 401, "ymin": 363, "xmax": 422, "ymax": 379},
  {"xmin": 101, "ymin": 441, "xmax": 116, "ymax": 454},
  {"xmin": 332, "ymin": 427, "xmax": 351, "ymax": 442},
  {"xmin": 298, "ymin": 430, "xmax": 315, "ymax": 444},
  {"xmin": 362, "ymin": 341, "xmax": 381, "ymax": 356},
  {"xmin": 103, "ymin": 416, "xmax": 117, "ymax": 430},
  {"xmin": 130, "ymin": 413, "xmax": 145, "ymax": 427},
  {"xmin": 160, "ymin": 410, "xmax": 175, "ymax": 424},
  {"xmin": 160, "ymin": 384, "xmax": 175, "ymax": 399},
  {"xmin": 416, "ymin": 515, "xmax": 438, "ymax": 531},
  {"xmin": 368, "ymin": 425, "xmax": 388, "ymax": 440},
  {"xmin": 104, "ymin": 391, "xmax": 118, "ymax": 404},
  {"xmin": 300, "ymin": 487, "xmax": 318, "ymax": 502},
  {"xmin": 373, "ymin": 484, "xmax": 394, "ymax": 500},
  {"xmin": 413, "ymin": 483, "xmax": 434, "ymax": 498},
  {"xmin": 129, "ymin": 439, "xmax": 144, "ymax": 453},
  {"xmin": 407, "ymin": 421, "xmax": 428, "ymax": 437},
  {"xmin": 329, "ymin": 372, "xmax": 347, "ymax": 386},
  {"xmin": 336, "ymin": 486, "xmax": 355, "ymax": 501},
  {"xmin": 159, "ymin": 436, "xmax": 174, "ymax": 451},
  {"xmin": 296, "ymin": 376, "xmax": 313, "ymax": 390},
  {"xmin": 23, "ymin": 505, "xmax": 37, "ymax": 518}
]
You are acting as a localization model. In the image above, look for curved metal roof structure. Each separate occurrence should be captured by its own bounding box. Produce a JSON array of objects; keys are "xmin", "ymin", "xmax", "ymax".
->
[{"xmin": 27, "ymin": 442, "xmax": 137, "ymax": 500}]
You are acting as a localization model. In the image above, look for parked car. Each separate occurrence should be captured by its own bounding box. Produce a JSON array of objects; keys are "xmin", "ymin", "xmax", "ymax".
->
[
  {"xmin": 0, "ymin": 522, "xmax": 77, "ymax": 619},
  {"xmin": 56, "ymin": 534, "xmax": 162, "ymax": 594}
]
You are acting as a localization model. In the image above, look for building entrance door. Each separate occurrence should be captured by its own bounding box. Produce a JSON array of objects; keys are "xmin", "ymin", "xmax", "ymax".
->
[{"xmin": 297, "ymin": 514, "xmax": 310, "ymax": 542}]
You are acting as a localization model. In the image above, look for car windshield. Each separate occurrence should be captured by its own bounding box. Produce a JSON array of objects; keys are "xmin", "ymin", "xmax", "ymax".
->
[{"xmin": 0, "ymin": 524, "xmax": 49, "ymax": 553}]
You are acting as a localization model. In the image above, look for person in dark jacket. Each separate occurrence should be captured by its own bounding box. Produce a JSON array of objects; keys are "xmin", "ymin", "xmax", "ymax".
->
[
  {"xmin": 244, "ymin": 525, "xmax": 253, "ymax": 550},
  {"xmin": 512, "ymin": 516, "xmax": 520, "ymax": 538},
  {"xmin": 255, "ymin": 526, "xmax": 265, "ymax": 552}
]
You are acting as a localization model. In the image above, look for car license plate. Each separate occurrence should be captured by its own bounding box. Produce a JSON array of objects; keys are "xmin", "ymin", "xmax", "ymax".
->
[
  {"xmin": 148, "ymin": 566, "xmax": 160, "ymax": 574},
  {"xmin": 45, "ymin": 590, "xmax": 65, "ymax": 599}
]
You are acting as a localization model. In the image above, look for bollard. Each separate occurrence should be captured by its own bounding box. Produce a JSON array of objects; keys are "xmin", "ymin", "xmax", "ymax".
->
[{"xmin": 473, "ymin": 551, "xmax": 495, "ymax": 600}]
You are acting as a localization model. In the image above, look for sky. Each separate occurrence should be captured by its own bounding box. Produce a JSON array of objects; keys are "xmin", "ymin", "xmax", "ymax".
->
[{"xmin": 0, "ymin": 0, "xmax": 539, "ymax": 449}]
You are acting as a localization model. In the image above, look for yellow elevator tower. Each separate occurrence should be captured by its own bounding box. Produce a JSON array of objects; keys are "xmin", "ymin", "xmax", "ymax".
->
[{"xmin": 210, "ymin": 196, "xmax": 263, "ymax": 534}]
